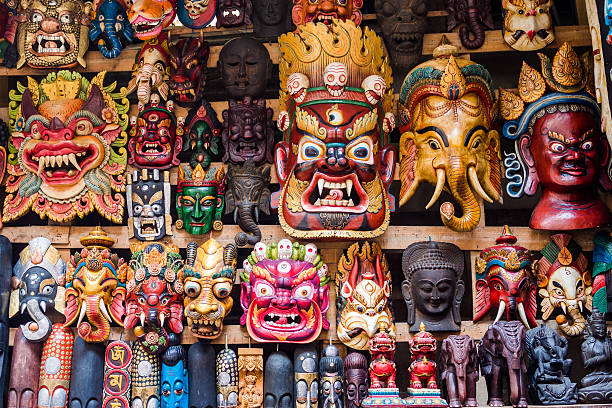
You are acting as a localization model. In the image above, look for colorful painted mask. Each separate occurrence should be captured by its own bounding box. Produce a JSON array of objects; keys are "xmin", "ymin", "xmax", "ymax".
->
[
  {"xmin": 292, "ymin": 0, "xmax": 362, "ymax": 25},
  {"xmin": 294, "ymin": 348, "xmax": 318, "ymax": 408},
  {"xmin": 219, "ymin": 38, "xmax": 272, "ymax": 101},
  {"xmin": 336, "ymin": 242, "xmax": 395, "ymax": 350},
  {"xmin": 15, "ymin": 0, "xmax": 91, "ymax": 69},
  {"xmin": 103, "ymin": 340, "xmax": 132, "ymax": 408},
  {"xmin": 9, "ymin": 237, "xmax": 66, "ymax": 342},
  {"xmin": 176, "ymin": 164, "xmax": 226, "ymax": 235},
  {"xmin": 89, "ymin": 0, "xmax": 134, "ymax": 59},
  {"xmin": 64, "ymin": 227, "xmax": 128, "ymax": 343},
  {"xmin": 176, "ymin": 0, "xmax": 216, "ymax": 28},
  {"xmin": 5, "ymin": 71, "xmax": 128, "ymax": 224},
  {"xmin": 183, "ymin": 101, "xmax": 221, "ymax": 170},
  {"xmin": 535, "ymin": 234, "xmax": 593, "ymax": 336},
  {"xmin": 124, "ymin": 242, "xmax": 184, "ymax": 354},
  {"xmin": 131, "ymin": 341, "xmax": 161, "ymax": 408},
  {"xmin": 275, "ymin": 20, "xmax": 396, "ymax": 240},
  {"xmin": 181, "ymin": 239, "xmax": 237, "ymax": 339},
  {"xmin": 169, "ymin": 37, "xmax": 209, "ymax": 106},
  {"xmin": 128, "ymin": 99, "xmax": 184, "ymax": 169},
  {"xmin": 162, "ymin": 342, "xmax": 188, "ymax": 408},
  {"xmin": 217, "ymin": 348, "xmax": 238, "ymax": 408},
  {"xmin": 216, "ymin": 0, "xmax": 252, "ymax": 27},
  {"xmin": 501, "ymin": 43, "xmax": 611, "ymax": 230},
  {"xmin": 398, "ymin": 42, "xmax": 501, "ymax": 232},
  {"xmin": 125, "ymin": 35, "xmax": 170, "ymax": 107},
  {"xmin": 241, "ymin": 239, "xmax": 330, "ymax": 343},
  {"xmin": 593, "ymin": 231, "xmax": 612, "ymax": 314},
  {"xmin": 125, "ymin": 0, "xmax": 175, "ymax": 40},
  {"xmin": 320, "ymin": 345, "xmax": 343, "ymax": 408},
  {"xmin": 474, "ymin": 225, "xmax": 536, "ymax": 328},
  {"xmin": 127, "ymin": 169, "xmax": 172, "ymax": 241},
  {"xmin": 502, "ymin": 0, "xmax": 553, "ymax": 51},
  {"xmin": 38, "ymin": 323, "xmax": 74, "ymax": 408},
  {"xmin": 344, "ymin": 353, "xmax": 368, "ymax": 408},
  {"xmin": 374, "ymin": 0, "xmax": 427, "ymax": 71},
  {"xmin": 252, "ymin": 0, "xmax": 292, "ymax": 38}
]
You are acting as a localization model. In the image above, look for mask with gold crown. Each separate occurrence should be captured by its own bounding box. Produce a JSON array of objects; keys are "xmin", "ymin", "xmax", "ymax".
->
[
  {"xmin": 501, "ymin": 42, "xmax": 612, "ymax": 230},
  {"xmin": 274, "ymin": 20, "xmax": 396, "ymax": 240},
  {"xmin": 474, "ymin": 225, "xmax": 536, "ymax": 328},
  {"xmin": 398, "ymin": 39, "xmax": 501, "ymax": 232},
  {"xmin": 5, "ymin": 71, "xmax": 129, "ymax": 224}
]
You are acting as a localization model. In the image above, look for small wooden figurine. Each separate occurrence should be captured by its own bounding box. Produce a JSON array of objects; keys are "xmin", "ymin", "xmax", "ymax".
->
[
  {"xmin": 238, "ymin": 348, "xmax": 264, "ymax": 408},
  {"xmin": 362, "ymin": 331, "xmax": 406, "ymax": 408},
  {"xmin": 439, "ymin": 335, "xmax": 478, "ymax": 407},
  {"xmin": 578, "ymin": 307, "xmax": 612, "ymax": 402}
]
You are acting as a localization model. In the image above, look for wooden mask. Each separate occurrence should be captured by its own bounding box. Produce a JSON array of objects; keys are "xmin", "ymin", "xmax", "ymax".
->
[
  {"xmin": 89, "ymin": 0, "xmax": 135, "ymax": 59},
  {"xmin": 292, "ymin": 0, "xmax": 363, "ymax": 26},
  {"xmin": 217, "ymin": 349, "xmax": 239, "ymax": 408},
  {"xmin": 188, "ymin": 342, "xmax": 216, "ymax": 408},
  {"xmin": 398, "ymin": 42, "xmax": 501, "ymax": 232},
  {"xmin": 127, "ymin": 169, "xmax": 173, "ymax": 241},
  {"xmin": 294, "ymin": 348, "xmax": 319, "ymax": 408},
  {"xmin": 38, "ymin": 323, "xmax": 74, "ymax": 408},
  {"xmin": 320, "ymin": 345, "xmax": 343, "ymax": 408},
  {"xmin": 183, "ymin": 101, "xmax": 221, "ymax": 170},
  {"xmin": 264, "ymin": 352, "xmax": 293, "ymax": 408},
  {"xmin": 502, "ymin": 0, "xmax": 553, "ymax": 51},
  {"xmin": 103, "ymin": 341, "xmax": 132, "ymax": 408},
  {"xmin": 125, "ymin": 0, "xmax": 175, "ymax": 40},
  {"xmin": 125, "ymin": 35, "xmax": 171, "ymax": 107},
  {"xmin": 216, "ymin": 0, "xmax": 252, "ymax": 27},
  {"xmin": 241, "ymin": 239, "xmax": 330, "ymax": 343},
  {"xmin": 5, "ymin": 71, "xmax": 128, "ymax": 224},
  {"xmin": 344, "ymin": 353, "xmax": 368, "ymax": 408},
  {"xmin": 218, "ymin": 38, "xmax": 272, "ymax": 101},
  {"xmin": 501, "ymin": 43, "xmax": 612, "ymax": 230},
  {"xmin": 238, "ymin": 348, "xmax": 264, "ymax": 408},
  {"xmin": 275, "ymin": 20, "xmax": 396, "ymax": 240},
  {"xmin": 446, "ymin": 0, "xmax": 494, "ymax": 49},
  {"xmin": 252, "ymin": 0, "xmax": 292, "ymax": 38},
  {"xmin": 8, "ymin": 327, "xmax": 43, "ymax": 408},
  {"xmin": 131, "ymin": 341, "xmax": 161, "ymax": 408},
  {"xmin": 162, "ymin": 341, "xmax": 188, "ymax": 407},
  {"xmin": 68, "ymin": 337, "xmax": 105, "ymax": 408},
  {"xmin": 168, "ymin": 37, "xmax": 209, "ymax": 106}
]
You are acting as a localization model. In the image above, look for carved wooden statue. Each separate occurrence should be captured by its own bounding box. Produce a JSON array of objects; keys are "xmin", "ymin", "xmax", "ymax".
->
[
  {"xmin": 446, "ymin": 0, "xmax": 493, "ymax": 49},
  {"xmin": 103, "ymin": 341, "xmax": 132, "ymax": 408},
  {"xmin": 264, "ymin": 352, "xmax": 293, "ymax": 408},
  {"xmin": 238, "ymin": 348, "xmax": 263, "ymax": 408},
  {"xmin": 8, "ymin": 327, "xmax": 43, "ymax": 408},
  {"xmin": 440, "ymin": 335, "xmax": 478, "ymax": 407},
  {"xmin": 578, "ymin": 307, "xmax": 612, "ymax": 402},
  {"xmin": 362, "ymin": 331, "xmax": 406, "ymax": 408},
  {"xmin": 68, "ymin": 337, "xmax": 105, "ymax": 408}
]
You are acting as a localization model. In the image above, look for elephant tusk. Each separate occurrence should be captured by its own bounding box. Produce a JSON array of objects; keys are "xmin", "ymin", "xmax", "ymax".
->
[
  {"xmin": 517, "ymin": 302, "xmax": 531, "ymax": 328},
  {"xmin": 561, "ymin": 303, "xmax": 567, "ymax": 314},
  {"xmin": 425, "ymin": 168, "xmax": 446, "ymax": 210},
  {"xmin": 21, "ymin": 302, "xmax": 27, "ymax": 314},
  {"xmin": 77, "ymin": 303, "xmax": 87, "ymax": 328},
  {"xmin": 99, "ymin": 298, "xmax": 113, "ymax": 323},
  {"xmin": 254, "ymin": 207, "xmax": 260, "ymax": 223},
  {"xmin": 160, "ymin": 312, "xmax": 166, "ymax": 328},
  {"xmin": 493, "ymin": 300, "xmax": 505, "ymax": 324},
  {"xmin": 140, "ymin": 312, "xmax": 146, "ymax": 327},
  {"xmin": 233, "ymin": 208, "xmax": 238, "ymax": 224},
  {"xmin": 468, "ymin": 166, "xmax": 493, "ymax": 203},
  {"xmin": 40, "ymin": 301, "xmax": 46, "ymax": 313}
]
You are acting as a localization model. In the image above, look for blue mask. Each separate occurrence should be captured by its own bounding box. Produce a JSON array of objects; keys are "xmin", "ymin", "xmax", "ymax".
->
[
  {"xmin": 162, "ymin": 348, "xmax": 189, "ymax": 408},
  {"xmin": 89, "ymin": 0, "xmax": 134, "ymax": 58}
]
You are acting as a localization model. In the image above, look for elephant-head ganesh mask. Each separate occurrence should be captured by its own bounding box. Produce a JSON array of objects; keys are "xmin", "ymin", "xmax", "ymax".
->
[
  {"xmin": 474, "ymin": 225, "xmax": 536, "ymax": 328},
  {"xmin": 501, "ymin": 42, "xmax": 612, "ymax": 230},
  {"xmin": 125, "ymin": 35, "xmax": 170, "ymax": 107},
  {"xmin": 125, "ymin": 242, "xmax": 184, "ymax": 354},
  {"xmin": 127, "ymin": 169, "xmax": 173, "ymax": 241},
  {"xmin": 125, "ymin": 0, "xmax": 175, "ymax": 40},
  {"xmin": 10, "ymin": 237, "xmax": 66, "ymax": 342},
  {"xmin": 241, "ymin": 239, "xmax": 330, "ymax": 343},
  {"xmin": 275, "ymin": 20, "xmax": 396, "ymax": 240},
  {"xmin": 183, "ymin": 102, "xmax": 221, "ymax": 170},
  {"xmin": 89, "ymin": 0, "xmax": 135, "ymax": 59},
  {"xmin": 502, "ymin": 0, "xmax": 553, "ymax": 51},
  {"xmin": 64, "ymin": 227, "xmax": 128, "ymax": 343},
  {"xmin": 398, "ymin": 42, "xmax": 501, "ymax": 232},
  {"xmin": 292, "ymin": 0, "xmax": 363, "ymax": 26},
  {"xmin": 4, "ymin": 71, "xmax": 128, "ymax": 224},
  {"xmin": 181, "ymin": 239, "xmax": 237, "ymax": 339},
  {"xmin": 336, "ymin": 241, "xmax": 395, "ymax": 350},
  {"xmin": 534, "ymin": 234, "xmax": 593, "ymax": 336},
  {"xmin": 168, "ymin": 37, "xmax": 209, "ymax": 106}
]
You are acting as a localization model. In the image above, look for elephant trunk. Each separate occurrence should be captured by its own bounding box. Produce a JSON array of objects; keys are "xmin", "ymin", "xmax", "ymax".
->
[
  {"xmin": 22, "ymin": 298, "xmax": 51, "ymax": 342},
  {"xmin": 78, "ymin": 295, "xmax": 111, "ymax": 342},
  {"xmin": 99, "ymin": 24, "xmax": 123, "ymax": 59},
  {"xmin": 557, "ymin": 304, "xmax": 586, "ymax": 336},
  {"xmin": 455, "ymin": 362, "xmax": 467, "ymax": 404},
  {"xmin": 508, "ymin": 359, "xmax": 521, "ymax": 406},
  {"xmin": 459, "ymin": 0, "xmax": 485, "ymax": 49},
  {"xmin": 440, "ymin": 158, "xmax": 481, "ymax": 232},
  {"xmin": 234, "ymin": 205, "xmax": 262, "ymax": 247}
]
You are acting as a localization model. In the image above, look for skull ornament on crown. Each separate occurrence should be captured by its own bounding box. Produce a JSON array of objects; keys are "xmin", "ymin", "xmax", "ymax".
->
[
  {"xmin": 89, "ymin": 0, "xmax": 135, "ymax": 59},
  {"xmin": 292, "ymin": 0, "xmax": 363, "ymax": 26},
  {"xmin": 502, "ymin": 0, "xmax": 554, "ymax": 51},
  {"xmin": 125, "ymin": 35, "xmax": 171, "ymax": 108},
  {"xmin": 241, "ymin": 239, "xmax": 330, "ymax": 343},
  {"xmin": 125, "ymin": 0, "xmax": 175, "ymax": 40},
  {"xmin": 274, "ymin": 20, "xmax": 396, "ymax": 240},
  {"xmin": 4, "ymin": 71, "xmax": 128, "ymax": 224}
]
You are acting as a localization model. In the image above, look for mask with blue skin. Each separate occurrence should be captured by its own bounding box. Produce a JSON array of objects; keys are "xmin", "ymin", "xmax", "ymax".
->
[
  {"xmin": 161, "ymin": 339, "xmax": 189, "ymax": 408},
  {"xmin": 90, "ymin": 0, "xmax": 135, "ymax": 58}
]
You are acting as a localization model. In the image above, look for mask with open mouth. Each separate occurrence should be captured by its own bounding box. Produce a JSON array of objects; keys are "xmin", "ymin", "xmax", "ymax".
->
[
  {"xmin": 241, "ymin": 239, "xmax": 330, "ymax": 343},
  {"xmin": 169, "ymin": 37, "xmax": 209, "ymax": 107},
  {"xmin": 128, "ymin": 99, "xmax": 183, "ymax": 169},
  {"xmin": 183, "ymin": 101, "xmax": 221, "ymax": 170},
  {"xmin": 124, "ymin": 35, "xmax": 171, "ymax": 108},
  {"xmin": 89, "ymin": 0, "xmax": 135, "ymax": 59},
  {"xmin": 275, "ymin": 20, "xmax": 396, "ymax": 240},
  {"xmin": 124, "ymin": 242, "xmax": 184, "ymax": 354},
  {"xmin": 177, "ymin": 0, "xmax": 217, "ymax": 28},
  {"xmin": 292, "ymin": 0, "xmax": 362, "ymax": 26},
  {"xmin": 127, "ymin": 169, "xmax": 172, "ymax": 241},
  {"xmin": 216, "ymin": 0, "xmax": 252, "ymax": 27},
  {"xmin": 5, "ymin": 71, "xmax": 128, "ymax": 224},
  {"xmin": 502, "ymin": 0, "xmax": 553, "ymax": 51},
  {"xmin": 126, "ymin": 0, "xmax": 175, "ymax": 40},
  {"xmin": 15, "ymin": 0, "xmax": 91, "ymax": 69},
  {"xmin": 180, "ymin": 239, "xmax": 237, "ymax": 339}
]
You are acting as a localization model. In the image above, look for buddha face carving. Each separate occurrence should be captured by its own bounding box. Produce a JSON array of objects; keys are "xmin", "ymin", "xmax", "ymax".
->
[
  {"xmin": 374, "ymin": 0, "xmax": 427, "ymax": 71},
  {"xmin": 219, "ymin": 38, "xmax": 271, "ymax": 101},
  {"xmin": 15, "ymin": 0, "xmax": 91, "ymax": 69},
  {"xmin": 89, "ymin": 0, "xmax": 135, "ymax": 59},
  {"xmin": 474, "ymin": 226, "xmax": 536, "ymax": 328},
  {"xmin": 177, "ymin": 0, "xmax": 217, "ymax": 28},
  {"xmin": 184, "ymin": 102, "xmax": 221, "ymax": 170},
  {"xmin": 127, "ymin": 169, "xmax": 172, "ymax": 241},
  {"xmin": 125, "ymin": 36, "xmax": 170, "ymax": 107},
  {"xmin": 502, "ymin": 0, "xmax": 553, "ymax": 51},
  {"xmin": 125, "ymin": 0, "xmax": 175, "ymax": 40},
  {"xmin": 252, "ymin": 0, "xmax": 291, "ymax": 37},
  {"xmin": 10, "ymin": 237, "xmax": 66, "ymax": 342},
  {"xmin": 181, "ymin": 240, "xmax": 237, "ymax": 339},
  {"xmin": 401, "ymin": 241, "xmax": 465, "ymax": 332},
  {"xmin": 5, "ymin": 71, "xmax": 128, "ymax": 224},
  {"xmin": 169, "ymin": 37, "xmax": 209, "ymax": 106},
  {"xmin": 128, "ymin": 100, "xmax": 184, "ymax": 169},
  {"xmin": 241, "ymin": 239, "xmax": 330, "ymax": 343},
  {"xmin": 336, "ymin": 242, "xmax": 395, "ymax": 350},
  {"xmin": 292, "ymin": 0, "xmax": 363, "ymax": 26},
  {"xmin": 216, "ymin": 0, "xmax": 252, "ymax": 27},
  {"xmin": 275, "ymin": 20, "xmax": 396, "ymax": 240}
]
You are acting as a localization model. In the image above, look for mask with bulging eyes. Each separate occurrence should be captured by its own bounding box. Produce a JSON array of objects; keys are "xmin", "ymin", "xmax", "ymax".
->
[
  {"xmin": 127, "ymin": 169, "xmax": 173, "ymax": 241},
  {"xmin": 502, "ymin": 0, "xmax": 554, "ymax": 51}
]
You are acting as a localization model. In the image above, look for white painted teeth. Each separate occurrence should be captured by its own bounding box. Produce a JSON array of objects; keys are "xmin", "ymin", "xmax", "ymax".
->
[
  {"xmin": 346, "ymin": 179, "xmax": 353, "ymax": 196},
  {"xmin": 68, "ymin": 153, "xmax": 82, "ymax": 171},
  {"xmin": 320, "ymin": 199, "xmax": 352, "ymax": 207},
  {"xmin": 318, "ymin": 179, "xmax": 325, "ymax": 195},
  {"xmin": 33, "ymin": 152, "xmax": 85, "ymax": 174}
]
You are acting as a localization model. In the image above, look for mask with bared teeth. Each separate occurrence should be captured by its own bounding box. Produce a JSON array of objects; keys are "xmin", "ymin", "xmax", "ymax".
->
[{"xmin": 292, "ymin": 0, "xmax": 363, "ymax": 26}]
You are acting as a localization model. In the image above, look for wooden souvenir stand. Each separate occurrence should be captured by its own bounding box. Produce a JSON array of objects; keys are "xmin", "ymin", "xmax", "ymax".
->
[{"xmin": 0, "ymin": 1, "xmax": 606, "ymax": 407}]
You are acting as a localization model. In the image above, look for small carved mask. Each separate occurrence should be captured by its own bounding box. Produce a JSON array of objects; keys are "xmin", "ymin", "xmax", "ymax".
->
[
  {"xmin": 502, "ymin": 0, "xmax": 553, "ymax": 51},
  {"xmin": 292, "ymin": 0, "xmax": 363, "ymax": 25},
  {"xmin": 6, "ymin": 72, "xmax": 128, "ymax": 224},
  {"xmin": 336, "ymin": 242, "xmax": 394, "ymax": 350},
  {"xmin": 161, "ymin": 343, "xmax": 189, "ymax": 407},
  {"xmin": 15, "ymin": 0, "xmax": 91, "ymax": 69},
  {"xmin": 127, "ymin": 169, "xmax": 172, "ymax": 241},
  {"xmin": 216, "ymin": 349, "xmax": 239, "ymax": 408},
  {"xmin": 176, "ymin": 164, "xmax": 226, "ymax": 235},
  {"xmin": 374, "ymin": 0, "xmax": 427, "ymax": 71},
  {"xmin": 177, "ymin": 0, "xmax": 217, "ymax": 28},
  {"xmin": 294, "ymin": 349, "xmax": 318, "ymax": 408},
  {"xmin": 535, "ymin": 234, "xmax": 593, "ymax": 336},
  {"xmin": 319, "ymin": 345, "xmax": 343, "ymax": 408},
  {"xmin": 126, "ymin": 36, "xmax": 171, "ymax": 107},
  {"xmin": 89, "ymin": 0, "xmax": 135, "ymax": 59},
  {"xmin": 169, "ymin": 37, "xmax": 209, "ymax": 106},
  {"xmin": 124, "ymin": 242, "xmax": 184, "ymax": 354},
  {"xmin": 64, "ymin": 227, "xmax": 128, "ymax": 343},
  {"xmin": 252, "ymin": 0, "xmax": 291, "ymax": 37},
  {"xmin": 125, "ymin": 0, "xmax": 175, "ymax": 40},
  {"xmin": 401, "ymin": 241, "xmax": 465, "ymax": 332},
  {"xmin": 9, "ymin": 237, "xmax": 66, "ymax": 342},
  {"xmin": 474, "ymin": 226, "xmax": 536, "ymax": 328},
  {"xmin": 181, "ymin": 239, "xmax": 237, "ymax": 339},
  {"xmin": 216, "ymin": 0, "xmax": 252, "ymax": 27},
  {"xmin": 238, "ymin": 349, "xmax": 264, "ymax": 408},
  {"xmin": 129, "ymin": 100, "xmax": 184, "ymax": 169},
  {"xmin": 219, "ymin": 38, "xmax": 272, "ymax": 100},
  {"xmin": 183, "ymin": 102, "xmax": 221, "ymax": 170},
  {"xmin": 344, "ymin": 353, "xmax": 368, "ymax": 408},
  {"xmin": 241, "ymin": 239, "xmax": 330, "ymax": 343}
]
